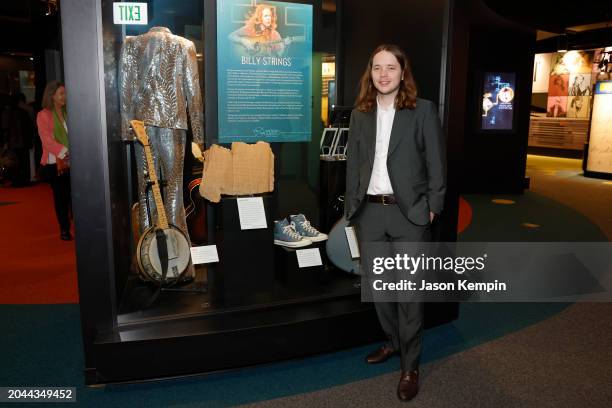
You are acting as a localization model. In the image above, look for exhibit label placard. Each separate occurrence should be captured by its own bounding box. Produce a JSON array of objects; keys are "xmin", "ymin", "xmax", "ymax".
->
[
  {"xmin": 217, "ymin": 0, "xmax": 313, "ymax": 143},
  {"xmin": 296, "ymin": 248, "xmax": 323, "ymax": 268},
  {"xmin": 190, "ymin": 245, "xmax": 220, "ymax": 264},
  {"xmin": 345, "ymin": 226, "xmax": 360, "ymax": 259},
  {"xmin": 237, "ymin": 197, "xmax": 268, "ymax": 230}
]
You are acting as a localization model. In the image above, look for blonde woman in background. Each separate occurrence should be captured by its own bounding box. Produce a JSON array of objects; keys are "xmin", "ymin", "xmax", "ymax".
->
[{"xmin": 37, "ymin": 81, "xmax": 72, "ymax": 241}]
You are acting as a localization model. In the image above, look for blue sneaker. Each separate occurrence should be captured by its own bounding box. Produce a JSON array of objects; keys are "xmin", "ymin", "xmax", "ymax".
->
[
  {"xmin": 274, "ymin": 218, "xmax": 312, "ymax": 248},
  {"xmin": 289, "ymin": 214, "xmax": 328, "ymax": 242}
]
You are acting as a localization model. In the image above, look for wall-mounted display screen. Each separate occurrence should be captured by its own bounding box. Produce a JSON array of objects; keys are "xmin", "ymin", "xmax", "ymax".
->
[
  {"xmin": 481, "ymin": 72, "xmax": 516, "ymax": 131},
  {"xmin": 217, "ymin": 0, "xmax": 313, "ymax": 143}
]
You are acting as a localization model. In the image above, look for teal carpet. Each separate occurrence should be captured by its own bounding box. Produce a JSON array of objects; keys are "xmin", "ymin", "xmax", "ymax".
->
[
  {"xmin": 0, "ymin": 303, "xmax": 569, "ymax": 407},
  {"xmin": 459, "ymin": 192, "xmax": 607, "ymax": 242},
  {"xmin": 0, "ymin": 191, "xmax": 603, "ymax": 406}
]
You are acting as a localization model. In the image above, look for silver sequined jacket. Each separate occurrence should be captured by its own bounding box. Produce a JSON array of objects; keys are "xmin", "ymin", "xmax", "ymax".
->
[{"xmin": 119, "ymin": 27, "xmax": 204, "ymax": 143}]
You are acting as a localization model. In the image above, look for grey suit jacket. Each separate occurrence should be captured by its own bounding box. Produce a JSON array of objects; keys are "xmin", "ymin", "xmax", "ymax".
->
[{"xmin": 345, "ymin": 98, "xmax": 446, "ymax": 226}]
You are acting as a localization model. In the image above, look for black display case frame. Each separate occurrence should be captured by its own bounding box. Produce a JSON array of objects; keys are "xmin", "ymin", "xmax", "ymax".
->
[{"xmin": 62, "ymin": 0, "xmax": 458, "ymax": 386}]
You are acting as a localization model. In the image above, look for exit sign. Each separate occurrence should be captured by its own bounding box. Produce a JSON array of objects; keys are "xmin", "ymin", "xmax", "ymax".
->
[{"xmin": 113, "ymin": 2, "xmax": 148, "ymax": 25}]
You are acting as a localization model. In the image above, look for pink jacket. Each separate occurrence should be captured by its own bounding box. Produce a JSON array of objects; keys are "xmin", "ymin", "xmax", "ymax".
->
[{"xmin": 36, "ymin": 109, "xmax": 67, "ymax": 165}]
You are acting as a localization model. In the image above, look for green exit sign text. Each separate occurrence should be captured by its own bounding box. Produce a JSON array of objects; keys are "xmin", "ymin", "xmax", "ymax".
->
[{"xmin": 113, "ymin": 2, "xmax": 148, "ymax": 25}]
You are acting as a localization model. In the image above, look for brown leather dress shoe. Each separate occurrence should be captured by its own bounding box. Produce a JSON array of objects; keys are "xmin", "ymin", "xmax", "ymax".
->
[
  {"xmin": 365, "ymin": 345, "xmax": 397, "ymax": 364},
  {"xmin": 397, "ymin": 370, "xmax": 419, "ymax": 401}
]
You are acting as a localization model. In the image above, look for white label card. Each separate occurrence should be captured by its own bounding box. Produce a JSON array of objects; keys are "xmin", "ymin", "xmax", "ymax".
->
[
  {"xmin": 190, "ymin": 245, "xmax": 219, "ymax": 264},
  {"xmin": 345, "ymin": 226, "xmax": 361, "ymax": 259},
  {"xmin": 237, "ymin": 197, "xmax": 267, "ymax": 230},
  {"xmin": 296, "ymin": 248, "xmax": 323, "ymax": 268}
]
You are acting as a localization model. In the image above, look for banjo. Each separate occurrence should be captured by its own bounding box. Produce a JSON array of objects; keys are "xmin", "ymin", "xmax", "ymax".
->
[{"xmin": 131, "ymin": 120, "xmax": 191, "ymax": 284}]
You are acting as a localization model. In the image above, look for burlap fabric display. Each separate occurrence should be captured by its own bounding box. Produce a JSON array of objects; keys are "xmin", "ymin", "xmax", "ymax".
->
[{"xmin": 199, "ymin": 141, "xmax": 274, "ymax": 202}]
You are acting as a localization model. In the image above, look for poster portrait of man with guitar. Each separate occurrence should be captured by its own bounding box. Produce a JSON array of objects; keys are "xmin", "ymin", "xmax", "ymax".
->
[{"xmin": 228, "ymin": 3, "xmax": 294, "ymax": 57}]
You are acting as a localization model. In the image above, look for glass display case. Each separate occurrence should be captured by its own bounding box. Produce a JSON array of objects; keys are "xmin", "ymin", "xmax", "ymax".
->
[{"xmin": 62, "ymin": 0, "xmax": 457, "ymax": 385}]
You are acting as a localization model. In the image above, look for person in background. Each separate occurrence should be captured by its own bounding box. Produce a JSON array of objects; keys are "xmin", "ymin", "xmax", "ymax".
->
[
  {"xmin": 16, "ymin": 93, "xmax": 38, "ymax": 182},
  {"xmin": 1, "ymin": 93, "xmax": 34, "ymax": 186},
  {"xmin": 37, "ymin": 81, "xmax": 72, "ymax": 241}
]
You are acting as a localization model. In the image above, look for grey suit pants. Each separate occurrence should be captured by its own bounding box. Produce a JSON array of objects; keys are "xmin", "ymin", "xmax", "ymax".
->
[{"xmin": 355, "ymin": 201, "xmax": 430, "ymax": 371}]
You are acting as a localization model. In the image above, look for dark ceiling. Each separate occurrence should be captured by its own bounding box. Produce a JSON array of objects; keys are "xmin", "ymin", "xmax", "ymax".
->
[
  {"xmin": 0, "ymin": 0, "xmax": 60, "ymax": 55},
  {"xmin": 2, "ymin": 0, "xmax": 612, "ymax": 55},
  {"xmin": 483, "ymin": 0, "xmax": 612, "ymax": 34},
  {"xmin": 0, "ymin": 2, "xmax": 32, "ymax": 20}
]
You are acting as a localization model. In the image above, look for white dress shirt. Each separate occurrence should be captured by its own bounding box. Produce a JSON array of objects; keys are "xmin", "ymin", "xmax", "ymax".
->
[{"xmin": 367, "ymin": 98, "xmax": 395, "ymax": 195}]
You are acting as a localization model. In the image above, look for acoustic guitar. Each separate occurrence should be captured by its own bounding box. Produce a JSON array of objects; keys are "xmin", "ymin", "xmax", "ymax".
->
[
  {"xmin": 131, "ymin": 120, "xmax": 191, "ymax": 284},
  {"xmin": 326, "ymin": 216, "xmax": 361, "ymax": 275},
  {"xmin": 185, "ymin": 178, "xmax": 208, "ymax": 245},
  {"xmin": 238, "ymin": 35, "xmax": 305, "ymax": 56}
]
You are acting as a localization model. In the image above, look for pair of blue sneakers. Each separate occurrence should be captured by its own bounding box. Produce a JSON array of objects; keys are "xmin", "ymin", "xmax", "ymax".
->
[{"xmin": 273, "ymin": 214, "xmax": 328, "ymax": 248}]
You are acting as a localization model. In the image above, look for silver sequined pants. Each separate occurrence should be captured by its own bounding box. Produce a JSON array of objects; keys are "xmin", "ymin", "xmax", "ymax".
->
[{"xmin": 134, "ymin": 126, "xmax": 194, "ymax": 277}]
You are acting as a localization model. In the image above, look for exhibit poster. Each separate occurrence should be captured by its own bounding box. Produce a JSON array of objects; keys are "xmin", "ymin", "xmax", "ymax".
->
[
  {"xmin": 481, "ymin": 72, "xmax": 516, "ymax": 130},
  {"xmin": 546, "ymin": 96, "xmax": 567, "ymax": 118},
  {"xmin": 217, "ymin": 0, "xmax": 313, "ymax": 143},
  {"xmin": 586, "ymin": 81, "xmax": 612, "ymax": 174},
  {"xmin": 548, "ymin": 74, "xmax": 569, "ymax": 96},
  {"xmin": 566, "ymin": 95, "xmax": 591, "ymax": 118},
  {"xmin": 547, "ymin": 51, "xmax": 595, "ymax": 111},
  {"xmin": 532, "ymin": 53, "xmax": 552, "ymax": 93},
  {"xmin": 568, "ymin": 73, "xmax": 592, "ymax": 96},
  {"xmin": 592, "ymin": 48, "xmax": 612, "ymax": 81},
  {"xmin": 592, "ymin": 48, "xmax": 603, "ymax": 76},
  {"xmin": 550, "ymin": 51, "xmax": 593, "ymax": 75}
]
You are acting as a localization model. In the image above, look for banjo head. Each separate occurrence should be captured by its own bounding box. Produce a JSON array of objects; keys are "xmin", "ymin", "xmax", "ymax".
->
[{"xmin": 137, "ymin": 225, "xmax": 191, "ymax": 283}]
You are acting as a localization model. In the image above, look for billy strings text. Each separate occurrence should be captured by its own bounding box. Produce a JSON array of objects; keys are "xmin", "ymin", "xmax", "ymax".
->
[{"xmin": 241, "ymin": 56, "xmax": 292, "ymax": 66}]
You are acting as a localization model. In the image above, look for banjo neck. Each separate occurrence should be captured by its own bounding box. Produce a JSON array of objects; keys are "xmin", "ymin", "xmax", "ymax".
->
[
  {"xmin": 130, "ymin": 120, "xmax": 169, "ymax": 229},
  {"xmin": 130, "ymin": 119, "xmax": 192, "ymax": 286}
]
